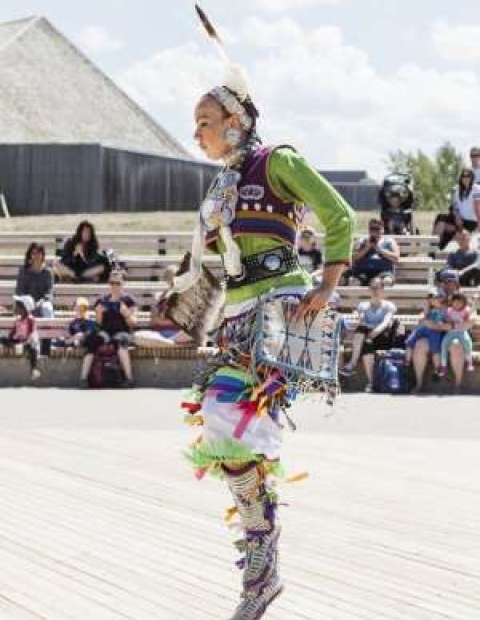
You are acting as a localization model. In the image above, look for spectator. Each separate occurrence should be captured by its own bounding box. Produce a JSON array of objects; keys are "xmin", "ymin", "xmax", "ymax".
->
[
  {"xmin": 340, "ymin": 278, "xmax": 398, "ymax": 392},
  {"xmin": 446, "ymin": 229, "xmax": 480, "ymax": 287},
  {"xmin": 66, "ymin": 297, "xmax": 97, "ymax": 347},
  {"xmin": 470, "ymin": 146, "xmax": 480, "ymax": 184},
  {"xmin": 439, "ymin": 293, "xmax": 475, "ymax": 381},
  {"xmin": 0, "ymin": 295, "xmax": 41, "ymax": 380},
  {"xmin": 346, "ymin": 219, "xmax": 400, "ymax": 286},
  {"xmin": 79, "ymin": 271, "xmax": 136, "ymax": 387},
  {"xmin": 410, "ymin": 284, "xmax": 473, "ymax": 394},
  {"xmin": 452, "ymin": 168, "xmax": 480, "ymax": 232},
  {"xmin": 404, "ymin": 289, "xmax": 447, "ymax": 376},
  {"xmin": 436, "ymin": 269, "xmax": 460, "ymax": 301},
  {"xmin": 432, "ymin": 168, "xmax": 480, "ymax": 250},
  {"xmin": 298, "ymin": 226, "xmax": 322, "ymax": 274},
  {"xmin": 16, "ymin": 243, "xmax": 54, "ymax": 318},
  {"xmin": 54, "ymin": 220, "xmax": 110, "ymax": 283}
]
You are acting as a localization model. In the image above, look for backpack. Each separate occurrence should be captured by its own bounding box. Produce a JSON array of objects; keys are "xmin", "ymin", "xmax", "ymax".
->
[
  {"xmin": 372, "ymin": 349, "xmax": 410, "ymax": 394},
  {"xmin": 88, "ymin": 343, "xmax": 124, "ymax": 388}
]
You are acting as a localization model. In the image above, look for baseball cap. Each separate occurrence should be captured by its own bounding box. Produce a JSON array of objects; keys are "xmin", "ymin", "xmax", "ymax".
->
[
  {"xmin": 470, "ymin": 147, "xmax": 480, "ymax": 157},
  {"xmin": 438, "ymin": 269, "xmax": 460, "ymax": 283}
]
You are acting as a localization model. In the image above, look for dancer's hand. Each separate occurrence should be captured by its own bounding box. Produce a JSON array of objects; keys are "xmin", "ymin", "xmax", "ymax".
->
[{"xmin": 294, "ymin": 286, "xmax": 330, "ymax": 321}]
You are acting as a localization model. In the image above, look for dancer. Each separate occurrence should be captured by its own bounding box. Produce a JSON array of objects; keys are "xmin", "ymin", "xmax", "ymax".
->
[{"xmin": 175, "ymin": 7, "xmax": 355, "ymax": 620}]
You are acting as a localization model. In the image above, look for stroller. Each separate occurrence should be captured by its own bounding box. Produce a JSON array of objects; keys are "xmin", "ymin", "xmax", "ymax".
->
[{"xmin": 379, "ymin": 173, "xmax": 417, "ymax": 235}]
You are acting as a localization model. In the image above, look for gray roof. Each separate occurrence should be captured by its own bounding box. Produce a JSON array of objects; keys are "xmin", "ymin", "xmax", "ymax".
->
[{"xmin": 0, "ymin": 17, "xmax": 190, "ymax": 158}]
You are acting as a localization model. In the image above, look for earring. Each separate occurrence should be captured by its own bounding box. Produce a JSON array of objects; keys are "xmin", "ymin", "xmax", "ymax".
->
[{"xmin": 225, "ymin": 127, "xmax": 242, "ymax": 147}]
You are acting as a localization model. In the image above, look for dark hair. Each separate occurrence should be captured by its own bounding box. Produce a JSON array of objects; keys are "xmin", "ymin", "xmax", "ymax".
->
[
  {"xmin": 72, "ymin": 220, "xmax": 99, "ymax": 256},
  {"xmin": 458, "ymin": 168, "xmax": 475, "ymax": 200},
  {"xmin": 24, "ymin": 243, "xmax": 46, "ymax": 269},
  {"xmin": 451, "ymin": 292, "xmax": 468, "ymax": 306},
  {"xmin": 368, "ymin": 218, "xmax": 383, "ymax": 229}
]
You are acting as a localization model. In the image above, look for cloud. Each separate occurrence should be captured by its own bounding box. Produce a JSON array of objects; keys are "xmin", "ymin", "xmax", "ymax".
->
[
  {"xmin": 256, "ymin": 0, "xmax": 355, "ymax": 11},
  {"xmin": 119, "ymin": 17, "xmax": 480, "ymax": 178},
  {"xmin": 75, "ymin": 26, "xmax": 123, "ymax": 55},
  {"xmin": 432, "ymin": 21, "xmax": 480, "ymax": 63}
]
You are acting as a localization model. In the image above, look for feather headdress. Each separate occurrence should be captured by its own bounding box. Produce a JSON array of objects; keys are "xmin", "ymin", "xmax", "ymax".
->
[{"xmin": 195, "ymin": 4, "xmax": 251, "ymax": 107}]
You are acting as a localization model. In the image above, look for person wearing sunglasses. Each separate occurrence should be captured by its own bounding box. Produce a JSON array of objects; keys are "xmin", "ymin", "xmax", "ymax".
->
[
  {"xmin": 452, "ymin": 168, "xmax": 480, "ymax": 233},
  {"xmin": 345, "ymin": 218, "xmax": 399, "ymax": 286},
  {"xmin": 79, "ymin": 271, "xmax": 136, "ymax": 387}
]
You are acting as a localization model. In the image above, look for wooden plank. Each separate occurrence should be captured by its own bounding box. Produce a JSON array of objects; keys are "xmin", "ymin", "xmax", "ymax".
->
[{"xmin": 0, "ymin": 418, "xmax": 478, "ymax": 620}]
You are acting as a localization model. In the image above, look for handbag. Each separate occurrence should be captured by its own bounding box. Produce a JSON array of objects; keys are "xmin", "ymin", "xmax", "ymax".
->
[{"xmin": 254, "ymin": 294, "xmax": 342, "ymax": 386}]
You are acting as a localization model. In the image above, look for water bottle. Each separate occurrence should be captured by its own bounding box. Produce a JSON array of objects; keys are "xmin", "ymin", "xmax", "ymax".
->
[{"xmin": 387, "ymin": 360, "xmax": 400, "ymax": 392}]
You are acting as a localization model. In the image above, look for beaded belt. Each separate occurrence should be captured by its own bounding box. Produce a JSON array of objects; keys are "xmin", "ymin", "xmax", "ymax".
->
[{"xmin": 225, "ymin": 246, "xmax": 300, "ymax": 289}]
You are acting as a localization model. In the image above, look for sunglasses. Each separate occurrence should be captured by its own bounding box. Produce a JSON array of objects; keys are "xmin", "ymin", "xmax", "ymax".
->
[{"xmin": 109, "ymin": 281, "xmax": 122, "ymax": 286}]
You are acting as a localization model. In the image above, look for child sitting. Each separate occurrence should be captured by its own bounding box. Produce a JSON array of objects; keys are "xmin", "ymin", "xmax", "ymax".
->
[
  {"xmin": 0, "ymin": 295, "xmax": 41, "ymax": 380},
  {"xmin": 439, "ymin": 293, "xmax": 475, "ymax": 375},
  {"xmin": 405, "ymin": 289, "xmax": 447, "ymax": 373},
  {"xmin": 67, "ymin": 297, "xmax": 97, "ymax": 346}
]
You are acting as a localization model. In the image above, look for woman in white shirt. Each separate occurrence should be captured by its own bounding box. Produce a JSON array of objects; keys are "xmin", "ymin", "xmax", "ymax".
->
[
  {"xmin": 453, "ymin": 168, "xmax": 480, "ymax": 232},
  {"xmin": 340, "ymin": 277, "xmax": 398, "ymax": 392}
]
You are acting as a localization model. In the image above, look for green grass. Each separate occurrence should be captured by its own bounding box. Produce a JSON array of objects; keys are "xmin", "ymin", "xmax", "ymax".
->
[{"xmin": 0, "ymin": 210, "xmax": 437, "ymax": 235}]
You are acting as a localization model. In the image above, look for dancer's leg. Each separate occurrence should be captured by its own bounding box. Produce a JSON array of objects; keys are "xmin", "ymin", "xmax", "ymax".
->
[{"xmin": 223, "ymin": 461, "xmax": 283, "ymax": 620}]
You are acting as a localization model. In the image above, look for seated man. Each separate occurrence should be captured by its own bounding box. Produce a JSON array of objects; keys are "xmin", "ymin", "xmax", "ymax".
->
[
  {"xmin": 446, "ymin": 229, "xmax": 480, "ymax": 287},
  {"xmin": 346, "ymin": 219, "xmax": 400, "ymax": 286}
]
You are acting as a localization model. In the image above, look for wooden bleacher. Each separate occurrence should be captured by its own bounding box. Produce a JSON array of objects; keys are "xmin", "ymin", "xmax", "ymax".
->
[{"xmin": 0, "ymin": 228, "xmax": 479, "ymax": 346}]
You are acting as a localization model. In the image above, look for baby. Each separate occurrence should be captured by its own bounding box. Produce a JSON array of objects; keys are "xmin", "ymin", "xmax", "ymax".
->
[
  {"xmin": 439, "ymin": 293, "xmax": 474, "ymax": 375},
  {"xmin": 405, "ymin": 289, "xmax": 447, "ymax": 373}
]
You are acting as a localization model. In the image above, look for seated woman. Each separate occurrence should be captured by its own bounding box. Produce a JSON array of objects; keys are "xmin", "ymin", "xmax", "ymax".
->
[
  {"xmin": 340, "ymin": 278, "xmax": 397, "ymax": 392},
  {"xmin": 16, "ymin": 243, "xmax": 54, "ymax": 318},
  {"xmin": 433, "ymin": 168, "xmax": 480, "ymax": 250},
  {"xmin": 54, "ymin": 220, "xmax": 109, "ymax": 283},
  {"xmin": 410, "ymin": 291, "xmax": 475, "ymax": 394},
  {"xmin": 405, "ymin": 289, "xmax": 447, "ymax": 375},
  {"xmin": 79, "ymin": 271, "xmax": 136, "ymax": 387}
]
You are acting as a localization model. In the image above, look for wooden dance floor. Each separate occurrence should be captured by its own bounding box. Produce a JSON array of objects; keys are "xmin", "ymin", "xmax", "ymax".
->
[{"xmin": 0, "ymin": 390, "xmax": 479, "ymax": 620}]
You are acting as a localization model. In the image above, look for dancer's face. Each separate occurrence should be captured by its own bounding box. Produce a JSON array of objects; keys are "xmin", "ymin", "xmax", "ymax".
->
[{"xmin": 194, "ymin": 96, "xmax": 239, "ymax": 161}]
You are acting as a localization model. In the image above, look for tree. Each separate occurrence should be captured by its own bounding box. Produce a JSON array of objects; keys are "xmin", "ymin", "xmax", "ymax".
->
[{"xmin": 386, "ymin": 142, "xmax": 464, "ymax": 211}]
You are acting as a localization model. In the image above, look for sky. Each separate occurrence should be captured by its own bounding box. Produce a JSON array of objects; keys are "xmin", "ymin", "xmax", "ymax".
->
[{"xmin": 1, "ymin": 0, "xmax": 480, "ymax": 179}]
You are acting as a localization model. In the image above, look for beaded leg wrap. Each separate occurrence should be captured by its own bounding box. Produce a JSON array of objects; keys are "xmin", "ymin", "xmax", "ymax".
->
[{"xmin": 224, "ymin": 463, "xmax": 283, "ymax": 620}]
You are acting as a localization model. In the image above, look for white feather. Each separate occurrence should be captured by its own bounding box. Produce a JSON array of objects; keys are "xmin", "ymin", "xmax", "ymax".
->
[{"xmin": 223, "ymin": 63, "xmax": 250, "ymax": 102}]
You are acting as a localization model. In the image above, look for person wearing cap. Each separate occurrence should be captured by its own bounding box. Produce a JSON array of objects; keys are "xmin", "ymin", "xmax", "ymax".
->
[
  {"xmin": 411, "ymin": 271, "xmax": 474, "ymax": 393},
  {"xmin": 346, "ymin": 218, "xmax": 400, "ymax": 286},
  {"xmin": 298, "ymin": 226, "xmax": 323, "ymax": 274},
  {"xmin": 404, "ymin": 289, "xmax": 448, "ymax": 379},
  {"xmin": 436, "ymin": 268, "xmax": 461, "ymax": 300},
  {"xmin": 0, "ymin": 295, "xmax": 41, "ymax": 380},
  {"xmin": 446, "ymin": 229, "xmax": 480, "ymax": 287},
  {"xmin": 172, "ymin": 41, "xmax": 355, "ymax": 618},
  {"xmin": 470, "ymin": 147, "xmax": 480, "ymax": 184}
]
